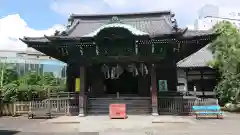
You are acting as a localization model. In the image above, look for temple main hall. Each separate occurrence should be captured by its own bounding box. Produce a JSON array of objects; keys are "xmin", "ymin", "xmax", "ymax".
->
[{"xmin": 21, "ymin": 11, "xmax": 217, "ymax": 116}]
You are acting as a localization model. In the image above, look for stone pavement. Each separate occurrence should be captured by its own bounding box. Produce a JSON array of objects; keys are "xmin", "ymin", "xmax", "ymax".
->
[
  {"xmin": 44, "ymin": 115, "xmax": 194, "ymax": 132},
  {"xmin": 0, "ymin": 113, "xmax": 240, "ymax": 135},
  {"xmin": 43, "ymin": 116, "xmax": 81, "ymax": 124}
]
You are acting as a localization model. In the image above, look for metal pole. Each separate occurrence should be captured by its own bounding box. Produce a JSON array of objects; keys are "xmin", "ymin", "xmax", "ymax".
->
[
  {"xmin": 0, "ymin": 63, "xmax": 4, "ymax": 87},
  {"xmin": 0, "ymin": 58, "xmax": 6, "ymax": 87}
]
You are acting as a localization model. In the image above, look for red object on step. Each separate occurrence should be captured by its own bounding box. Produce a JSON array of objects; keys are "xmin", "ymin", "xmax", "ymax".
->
[{"xmin": 109, "ymin": 104, "xmax": 127, "ymax": 119}]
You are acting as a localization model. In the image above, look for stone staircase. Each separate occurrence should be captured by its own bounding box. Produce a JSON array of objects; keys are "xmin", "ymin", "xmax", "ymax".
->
[{"xmin": 87, "ymin": 96, "xmax": 151, "ymax": 115}]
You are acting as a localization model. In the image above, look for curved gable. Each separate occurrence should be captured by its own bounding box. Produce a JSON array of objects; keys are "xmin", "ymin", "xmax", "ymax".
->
[{"xmin": 83, "ymin": 23, "xmax": 149, "ymax": 37}]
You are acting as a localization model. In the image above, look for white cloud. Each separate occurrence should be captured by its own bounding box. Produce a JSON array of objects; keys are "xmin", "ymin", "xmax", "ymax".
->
[
  {"xmin": 0, "ymin": 14, "xmax": 65, "ymax": 51},
  {"xmin": 2, "ymin": 0, "xmax": 239, "ymax": 52},
  {"xmin": 51, "ymin": 0, "xmax": 240, "ymax": 27},
  {"xmin": 51, "ymin": 0, "xmax": 108, "ymax": 15}
]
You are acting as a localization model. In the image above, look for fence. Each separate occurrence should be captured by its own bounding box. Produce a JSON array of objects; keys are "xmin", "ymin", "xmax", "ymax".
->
[
  {"xmin": 0, "ymin": 92, "xmax": 78, "ymax": 116},
  {"xmin": 29, "ymin": 92, "xmax": 79, "ymax": 116},
  {"xmin": 1, "ymin": 94, "xmax": 219, "ymax": 116},
  {"xmin": 158, "ymin": 96, "xmax": 218, "ymax": 115},
  {"xmin": 0, "ymin": 101, "xmax": 30, "ymax": 116}
]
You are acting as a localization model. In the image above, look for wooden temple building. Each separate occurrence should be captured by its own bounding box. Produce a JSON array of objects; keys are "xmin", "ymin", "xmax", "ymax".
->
[
  {"xmin": 20, "ymin": 11, "xmax": 218, "ymax": 116},
  {"xmin": 177, "ymin": 45, "xmax": 217, "ymax": 97}
]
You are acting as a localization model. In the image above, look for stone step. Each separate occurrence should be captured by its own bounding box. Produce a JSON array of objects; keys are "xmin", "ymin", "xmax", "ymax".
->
[{"xmin": 87, "ymin": 97, "xmax": 151, "ymax": 115}]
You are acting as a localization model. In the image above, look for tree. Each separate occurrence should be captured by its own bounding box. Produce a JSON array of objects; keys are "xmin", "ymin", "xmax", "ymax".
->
[
  {"xmin": 209, "ymin": 21, "xmax": 240, "ymax": 104},
  {"xmin": 18, "ymin": 71, "xmax": 41, "ymax": 85},
  {"xmin": 38, "ymin": 72, "xmax": 58, "ymax": 86},
  {"xmin": 0, "ymin": 63, "xmax": 18, "ymax": 87},
  {"xmin": 0, "ymin": 70, "xmax": 66, "ymax": 102}
]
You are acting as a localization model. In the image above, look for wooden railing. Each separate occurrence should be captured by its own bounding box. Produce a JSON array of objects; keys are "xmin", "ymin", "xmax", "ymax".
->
[
  {"xmin": 1, "ymin": 94, "xmax": 219, "ymax": 116},
  {"xmin": 30, "ymin": 92, "xmax": 81, "ymax": 116},
  {"xmin": 1, "ymin": 103, "xmax": 15, "ymax": 116},
  {"xmin": 0, "ymin": 92, "xmax": 81, "ymax": 116},
  {"xmin": 158, "ymin": 96, "xmax": 218, "ymax": 115},
  {"xmin": 0, "ymin": 101, "xmax": 30, "ymax": 116}
]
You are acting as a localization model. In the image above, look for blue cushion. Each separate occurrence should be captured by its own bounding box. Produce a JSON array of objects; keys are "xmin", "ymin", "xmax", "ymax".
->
[
  {"xmin": 205, "ymin": 105, "xmax": 220, "ymax": 110},
  {"xmin": 192, "ymin": 106, "xmax": 205, "ymax": 110},
  {"xmin": 192, "ymin": 105, "xmax": 220, "ymax": 111}
]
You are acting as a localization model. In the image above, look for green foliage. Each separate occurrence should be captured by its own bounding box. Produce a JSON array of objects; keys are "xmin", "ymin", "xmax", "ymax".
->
[
  {"xmin": 37, "ymin": 72, "xmax": 56, "ymax": 86},
  {"xmin": 0, "ymin": 69, "xmax": 66, "ymax": 103},
  {"xmin": 1, "ymin": 83, "xmax": 18, "ymax": 102},
  {"xmin": 0, "ymin": 63, "xmax": 18, "ymax": 86},
  {"xmin": 209, "ymin": 21, "xmax": 240, "ymax": 104},
  {"xmin": 18, "ymin": 71, "xmax": 41, "ymax": 85}
]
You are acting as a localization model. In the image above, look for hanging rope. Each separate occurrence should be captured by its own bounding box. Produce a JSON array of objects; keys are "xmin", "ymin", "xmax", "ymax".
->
[{"xmin": 101, "ymin": 64, "xmax": 110, "ymax": 79}]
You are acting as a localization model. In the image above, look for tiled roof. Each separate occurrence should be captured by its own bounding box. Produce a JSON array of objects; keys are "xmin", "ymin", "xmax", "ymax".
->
[
  {"xmin": 21, "ymin": 11, "xmax": 215, "ymax": 43},
  {"xmin": 177, "ymin": 44, "xmax": 213, "ymax": 68},
  {"xmin": 19, "ymin": 11, "xmax": 217, "ymax": 64},
  {"xmin": 182, "ymin": 30, "xmax": 214, "ymax": 37},
  {"xmin": 67, "ymin": 11, "xmax": 177, "ymax": 37},
  {"xmin": 22, "ymin": 37, "xmax": 49, "ymax": 43}
]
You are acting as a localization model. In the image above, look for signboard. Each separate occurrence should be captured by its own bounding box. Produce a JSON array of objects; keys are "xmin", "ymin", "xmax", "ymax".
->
[
  {"xmin": 109, "ymin": 104, "xmax": 127, "ymax": 119},
  {"xmin": 158, "ymin": 80, "xmax": 168, "ymax": 91},
  {"xmin": 75, "ymin": 78, "xmax": 80, "ymax": 92}
]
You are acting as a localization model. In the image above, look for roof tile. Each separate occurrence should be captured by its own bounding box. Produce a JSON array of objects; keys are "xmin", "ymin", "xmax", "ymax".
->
[
  {"xmin": 177, "ymin": 44, "xmax": 213, "ymax": 68},
  {"xmin": 69, "ymin": 17, "xmax": 174, "ymax": 37}
]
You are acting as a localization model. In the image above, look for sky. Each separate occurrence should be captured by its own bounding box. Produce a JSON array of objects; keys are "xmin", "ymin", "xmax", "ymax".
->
[{"xmin": 1, "ymin": 0, "xmax": 240, "ymax": 51}]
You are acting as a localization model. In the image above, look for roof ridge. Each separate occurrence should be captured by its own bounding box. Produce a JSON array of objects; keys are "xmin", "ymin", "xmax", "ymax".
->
[
  {"xmin": 70, "ymin": 11, "xmax": 172, "ymax": 19},
  {"xmin": 65, "ymin": 21, "xmax": 80, "ymax": 36},
  {"xmin": 76, "ymin": 17, "xmax": 169, "ymax": 23},
  {"xmin": 162, "ymin": 16, "xmax": 177, "ymax": 32}
]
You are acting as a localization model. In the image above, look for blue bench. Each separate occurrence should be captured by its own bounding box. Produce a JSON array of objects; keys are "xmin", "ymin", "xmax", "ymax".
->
[{"xmin": 192, "ymin": 105, "xmax": 223, "ymax": 119}]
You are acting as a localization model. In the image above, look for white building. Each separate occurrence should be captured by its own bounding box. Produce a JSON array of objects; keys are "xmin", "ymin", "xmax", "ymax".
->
[
  {"xmin": 0, "ymin": 49, "xmax": 66, "ymax": 78},
  {"xmin": 195, "ymin": 4, "xmax": 240, "ymax": 30}
]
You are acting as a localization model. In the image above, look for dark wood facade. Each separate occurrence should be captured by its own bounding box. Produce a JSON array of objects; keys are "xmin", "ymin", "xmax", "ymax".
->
[
  {"xmin": 177, "ymin": 44, "xmax": 217, "ymax": 97},
  {"xmin": 20, "ymin": 11, "xmax": 218, "ymax": 116}
]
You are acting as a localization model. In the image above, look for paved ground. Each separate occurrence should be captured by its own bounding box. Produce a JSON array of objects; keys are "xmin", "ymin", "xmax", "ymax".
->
[{"xmin": 0, "ymin": 113, "xmax": 240, "ymax": 135}]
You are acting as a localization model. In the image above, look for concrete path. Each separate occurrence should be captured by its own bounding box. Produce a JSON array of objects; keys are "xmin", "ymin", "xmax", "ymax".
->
[
  {"xmin": 0, "ymin": 113, "xmax": 240, "ymax": 134},
  {"xmin": 44, "ymin": 115, "xmax": 194, "ymax": 132},
  {"xmin": 43, "ymin": 116, "xmax": 81, "ymax": 124}
]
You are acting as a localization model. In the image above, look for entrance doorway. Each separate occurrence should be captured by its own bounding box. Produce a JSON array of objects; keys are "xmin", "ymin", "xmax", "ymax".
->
[
  {"xmin": 101, "ymin": 63, "xmax": 149, "ymax": 96},
  {"xmin": 86, "ymin": 63, "xmax": 151, "ymax": 97},
  {"xmin": 87, "ymin": 63, "xmax": 152, "ymax": 115},
  {"xmin": 104, "ymin": 69, "xmax": 138, "ymax": 95}
]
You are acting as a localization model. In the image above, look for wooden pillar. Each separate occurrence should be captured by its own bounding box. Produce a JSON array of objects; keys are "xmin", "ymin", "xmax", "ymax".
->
[
  {"xmin": 78, "ymin": 66, "xmax": 86, "ymax": 117},
  {"xmin": 66, "ymin": 64, "xmax": 74, "ymax": 92},
  {"xmin": 200, "ymin": 69, "xmax": 205, "ymax": 96},
  {"xmin": 66, "ymin": 64, "xmax": 81, "ymax": 116},
  {"xmin": 185, "ymin": 69, "xmax": 189, "ymax": 91},
  {"xmin": 150, "ymin": 64, "xmax": 159, "ymax": 115}
]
